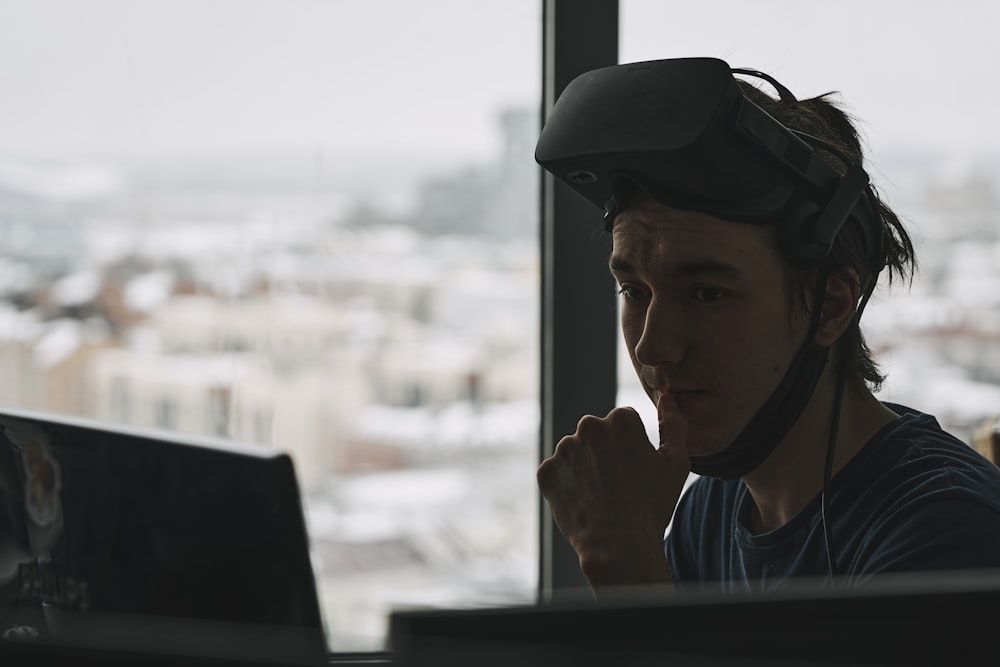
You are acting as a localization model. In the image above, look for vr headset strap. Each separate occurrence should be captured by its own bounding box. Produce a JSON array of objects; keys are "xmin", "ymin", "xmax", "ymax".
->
[{"xmin": 689, "ymin": 270, "xmax": 831, "ymax": 480}]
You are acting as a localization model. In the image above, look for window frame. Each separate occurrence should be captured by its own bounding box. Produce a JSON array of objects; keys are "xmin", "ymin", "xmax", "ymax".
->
[{"xmin": 538, "ymin": 0, "xmax": 620, "ymax": 603}]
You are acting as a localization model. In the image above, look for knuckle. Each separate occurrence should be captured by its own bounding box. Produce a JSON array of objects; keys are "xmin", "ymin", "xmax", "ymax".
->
[
  {"xmin": 536, "ymin": 459, "xmax": 553, "ymax": 486},
  {"xmin": 607, "ymin": 406, "xmax": 639, "ymax": 426},
  {"xmin": 576, "ymin": 414, "xmax": 603, "ymax": 436},
  {"xmin": 552, "ymin": 434, "xmax": 577, "ymax": 458}
]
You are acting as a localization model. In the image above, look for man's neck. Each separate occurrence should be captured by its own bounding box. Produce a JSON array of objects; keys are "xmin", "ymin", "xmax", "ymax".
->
[{"xmin": 741, "ymin": 374, "xmax": 899, "ymax": 535}]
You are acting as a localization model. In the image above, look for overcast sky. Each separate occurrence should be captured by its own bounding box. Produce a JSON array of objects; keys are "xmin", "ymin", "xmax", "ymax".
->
[
  {"xmin": 0, "ymin": 0, "xmax": 540, "ymax": 163},
  {"xmin": 623, "ymin": 0, "xmax": 1000, "ymax": 165},
  {"xmin": 1, "ymin": 1, "xmax": 998, "ymax": 167}
]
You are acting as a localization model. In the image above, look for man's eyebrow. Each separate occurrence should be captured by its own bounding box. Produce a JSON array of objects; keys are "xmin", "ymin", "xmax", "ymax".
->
[
  {"xmin": 608, "ymin": 256, "xmax": 633, "ymax": 274},
  {"xmin": 608, "ymin": 256, "xmax": 748, "ymax": 279}
]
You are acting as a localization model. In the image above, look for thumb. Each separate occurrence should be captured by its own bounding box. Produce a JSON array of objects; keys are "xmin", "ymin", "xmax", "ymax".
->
[{"xmin": 656, "ymin": 392, "xmax": 689, "ymax": 462}]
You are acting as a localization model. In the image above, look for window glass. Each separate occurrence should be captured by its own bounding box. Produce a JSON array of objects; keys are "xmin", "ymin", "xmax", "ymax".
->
[
  {"xmin": 619, "ymin": 0, "xmax": 1000, "ymax": 458},
  {"xmin": 0, "ymin": 0, "xmax": 540, "ymax": 652}
]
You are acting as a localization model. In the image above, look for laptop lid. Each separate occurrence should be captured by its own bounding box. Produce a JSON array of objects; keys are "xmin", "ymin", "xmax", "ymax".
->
[{"xmin": 0, "ymin": 406, "xmax": 327, "ymax": 665}]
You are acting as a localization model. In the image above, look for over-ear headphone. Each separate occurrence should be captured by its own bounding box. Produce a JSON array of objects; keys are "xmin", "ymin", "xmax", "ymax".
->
[
  {"xmin": 771, "ymin": 164, "xmax": 882, "ymax": 271},
  {"xmin": 729, "ymin": 81, "xmax": 885, "ymax": 275}
]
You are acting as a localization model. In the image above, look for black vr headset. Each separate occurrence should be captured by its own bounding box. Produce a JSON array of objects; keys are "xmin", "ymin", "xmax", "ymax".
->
[
  {"xmin": 535, "ymin": 58, "xmax": 887, "ymax": 479},
  {"xmin": 535, "ymin": 57, "xmax": 884, "ymax": 272}
]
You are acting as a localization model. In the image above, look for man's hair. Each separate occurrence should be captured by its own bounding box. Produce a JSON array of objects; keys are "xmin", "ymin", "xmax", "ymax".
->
[{"xmin": 739, "ymin": 82, "xmax": 916, "ymax": 392}]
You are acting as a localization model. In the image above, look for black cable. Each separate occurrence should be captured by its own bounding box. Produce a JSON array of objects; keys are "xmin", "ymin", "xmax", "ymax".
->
[
  {"xmin": 731, "ymin": 67, "xmax": 798, "ymax": 103},
  {"xmin": 732, "ymin": 70, "xmax": 880, "ymax": 578},
  {"xmin": 730, "ymin": 78, "xmax": 886, "ymax": 580},
  {"xmin": 786, "ymin": 266, "xmax": 841, "ymax": 580},
  {"xmin": 821, "ymin": 359, "xmax": 848, "ymax": 580},
  {"xmin": 820, "ymin": 267, "xmax": 878, "ymax": 581},
  {"xmin": 789, "ymin": 130, "xmax": 853, "ymax": 166}
]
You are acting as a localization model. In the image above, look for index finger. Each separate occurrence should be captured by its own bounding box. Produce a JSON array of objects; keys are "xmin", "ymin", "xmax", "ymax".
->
[{"xmin": 656, "ymin": 392, "xmax": 689, "ymax": 460}]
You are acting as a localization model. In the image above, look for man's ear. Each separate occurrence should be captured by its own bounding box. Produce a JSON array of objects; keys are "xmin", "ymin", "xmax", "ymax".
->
[{"xmin": 815, "ymin": 269, "xmax": 862, "ymax": 346}]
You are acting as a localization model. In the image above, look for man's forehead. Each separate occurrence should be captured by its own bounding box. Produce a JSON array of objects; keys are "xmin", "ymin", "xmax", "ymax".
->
[
  {"xmin": 610, "ymin": 201, "xmax": 779, "ymax": 269},
  {"xmin": 612, "ymin": 196, "xmax": 734, "ymax": 231}
]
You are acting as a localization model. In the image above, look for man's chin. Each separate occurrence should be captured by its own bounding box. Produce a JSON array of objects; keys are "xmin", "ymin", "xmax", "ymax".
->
[{"xmin": 685, "ymin": 434, "xmax": 733, "ymax": 460}]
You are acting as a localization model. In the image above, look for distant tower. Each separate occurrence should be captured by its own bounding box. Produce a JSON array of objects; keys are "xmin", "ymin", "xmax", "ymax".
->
[
  {"xmin": 487, "ymin": 108, "xmax": 539, "ymax": 238},
  {"xmin": 409, "ymin": 106, "xmax": 540, "ymax": 239}
]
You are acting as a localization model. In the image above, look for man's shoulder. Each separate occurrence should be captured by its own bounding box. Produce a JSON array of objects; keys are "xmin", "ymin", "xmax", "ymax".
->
[
  {"xmin": 872, "ymin": 402, "xmax": 994, "ymax": 466},
  {"xmin": 847, "ymin": 402, "xmax": 1000, "ymax": 507},
  {"xmin": 878, "ymin": 402, "xmax": 954, "ymax": 440},
  {"xmin": 841, "ymin": 405, "xmax": 1000, "ymax": 574}
]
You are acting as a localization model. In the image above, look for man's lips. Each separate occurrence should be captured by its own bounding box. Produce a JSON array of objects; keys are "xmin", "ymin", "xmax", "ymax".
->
[{"xmin": 653, "ymin": 388, "xmax": 706, "ymax": 404}]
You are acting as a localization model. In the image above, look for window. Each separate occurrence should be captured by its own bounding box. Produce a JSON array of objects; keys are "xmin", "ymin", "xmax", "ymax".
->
[
  {"xmin": 153, "ymin": 395, "xmax": 177, "ymax": 430},
  {"xmin": 0, "ymin": 0, "xmax": 541, "ymax": 653},
  {"xmin": 20, "ymin": 2, "xmax": 996, "ymax": 661}
]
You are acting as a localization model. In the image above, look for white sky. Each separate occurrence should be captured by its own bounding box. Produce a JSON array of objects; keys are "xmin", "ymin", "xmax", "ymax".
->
[
  {"xmin": 0, "ymin": 0, "xmax": 541, "ymax": 162},
  {"xmin": 622, "ymin": 0, "xmax": 1000, "ymax": 164},
  {"xmin": 1, "ymin": 1, "xmax": 998, "ymax": 165}
]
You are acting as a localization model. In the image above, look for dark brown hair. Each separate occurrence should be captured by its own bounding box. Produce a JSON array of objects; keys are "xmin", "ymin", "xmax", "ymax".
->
[{"xmin": 738, "ymin": 81, "xmax": 917, "ymax": 391}]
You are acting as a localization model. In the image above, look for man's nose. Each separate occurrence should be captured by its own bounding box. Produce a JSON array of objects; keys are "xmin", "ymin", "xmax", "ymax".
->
[{"xmin": 633, "ymin": 298, "xmax": 685, "ymax": 367}]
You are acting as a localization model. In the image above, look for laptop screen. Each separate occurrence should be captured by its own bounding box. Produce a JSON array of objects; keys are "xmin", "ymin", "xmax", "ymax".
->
[{"xmin": 0, "ymin": 407, "xmax": 327, "ymax": 665}]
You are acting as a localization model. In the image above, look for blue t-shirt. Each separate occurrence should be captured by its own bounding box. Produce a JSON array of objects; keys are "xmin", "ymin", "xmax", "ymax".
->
[{"xmin": 665, "ymin": 404, "xmax": 1000, "ymax": 590}]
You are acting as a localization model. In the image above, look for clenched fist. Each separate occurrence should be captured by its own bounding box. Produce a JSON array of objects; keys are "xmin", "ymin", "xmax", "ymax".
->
[{"xmin": 537, "ymin": 393, "xmax": 691, "ymax": 588}]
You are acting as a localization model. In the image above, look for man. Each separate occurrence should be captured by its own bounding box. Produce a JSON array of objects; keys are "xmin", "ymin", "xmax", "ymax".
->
[{"xmin": 534, "ymin": 57, "xmax": 1000, "ymax": 592}]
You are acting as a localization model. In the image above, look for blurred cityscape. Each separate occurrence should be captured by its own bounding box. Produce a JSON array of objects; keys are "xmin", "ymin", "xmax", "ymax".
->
[
  {"xmin": 0, "ymin": 108, "xmax": 540, "ymax": 650},
  {"xmin": 3, "ymin": 106, "xmax": 1000, "ymax": 649},
  {"xmin": 862, "ymin": 152, "xmax": 1000, "ymax": 449}
]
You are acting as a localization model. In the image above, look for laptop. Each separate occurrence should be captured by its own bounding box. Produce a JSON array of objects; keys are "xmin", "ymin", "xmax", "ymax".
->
[{"xmin": 0, "ymin": 406, "xmax": 328, "ymax": 665}]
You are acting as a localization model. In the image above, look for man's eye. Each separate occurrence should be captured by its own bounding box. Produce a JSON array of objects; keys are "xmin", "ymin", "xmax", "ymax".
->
[
  {"xmin": 692, "ymin": 287, "xmax": 727, "ymax": 303},
  {"xmin": 617, "ymin": 284, "xmax": 646, "ymax": 301}
]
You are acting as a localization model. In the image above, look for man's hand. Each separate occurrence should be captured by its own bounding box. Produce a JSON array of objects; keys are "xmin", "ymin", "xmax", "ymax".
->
[{"xmin": 536, "ymin": 393, "xmax": 691, "ymax": 588}]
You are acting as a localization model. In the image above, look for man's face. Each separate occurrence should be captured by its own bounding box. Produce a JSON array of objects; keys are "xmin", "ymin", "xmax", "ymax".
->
[{"xmin": 611, "ymin": 196, "xmax": 805, "ymax": 457}]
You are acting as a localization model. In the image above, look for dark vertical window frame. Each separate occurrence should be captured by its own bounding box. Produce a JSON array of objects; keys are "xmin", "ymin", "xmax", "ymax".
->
[{"xmin": 539, "ymin": 0, "xmax": 619, "ymax": 603}]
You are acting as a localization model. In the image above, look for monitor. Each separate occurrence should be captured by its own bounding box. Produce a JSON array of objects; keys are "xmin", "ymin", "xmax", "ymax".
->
[
  {"xmin": 389, "ymin": 568, "xmax": 1000, "ymax": 666},
  {"xmin": 0, "ymin": 406, "xmax": 327, "ymax": 666}
]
